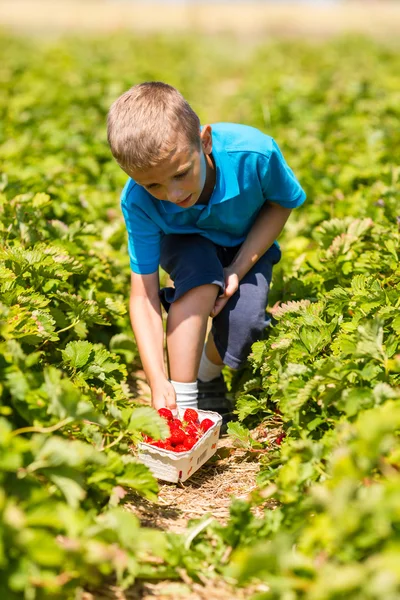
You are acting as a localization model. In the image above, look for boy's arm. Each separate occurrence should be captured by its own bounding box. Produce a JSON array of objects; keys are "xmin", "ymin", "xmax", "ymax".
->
[
  {"xmin": 130, "ymin": 271, "xmax": 177, "ymax": 410},
  {"xmin": 211, "ymin": 201, "xmax": 291, "ymax": 318}
]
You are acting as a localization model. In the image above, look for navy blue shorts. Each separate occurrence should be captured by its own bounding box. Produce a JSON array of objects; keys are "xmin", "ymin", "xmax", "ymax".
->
[{"xmin": 158, "ymin": 234, "xmax": 281, "ymax": 369}]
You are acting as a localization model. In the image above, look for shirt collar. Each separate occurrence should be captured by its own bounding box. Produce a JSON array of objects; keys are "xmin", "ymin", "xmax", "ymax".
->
[
  {"xmin": 210, "ymin": 130, "xmax": 240, "ymax": 204},
  {"xmin": 157, "ymin": 127, "xmax": 240, "ymax": 214}
]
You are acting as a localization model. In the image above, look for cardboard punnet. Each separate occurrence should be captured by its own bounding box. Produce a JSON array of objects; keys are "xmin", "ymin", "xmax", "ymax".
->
[{"xmin": 137, "ymin": 409, "xmax": 222, "ymax": 483}]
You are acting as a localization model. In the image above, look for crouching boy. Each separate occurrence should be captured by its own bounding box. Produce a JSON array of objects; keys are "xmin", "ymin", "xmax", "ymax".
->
[{"xmin": 107, "ymin": 82, "xmax": 305, "ymax": 428}]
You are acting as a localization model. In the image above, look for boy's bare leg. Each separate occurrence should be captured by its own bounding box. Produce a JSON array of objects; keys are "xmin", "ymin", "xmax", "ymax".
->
[
  {"xmin": 204, "ymin": 329, "xmax": 224, "ymax": 366},
  {"xmin": 167, "ymin": 284, "xmax": 219, "ymax": 382}
]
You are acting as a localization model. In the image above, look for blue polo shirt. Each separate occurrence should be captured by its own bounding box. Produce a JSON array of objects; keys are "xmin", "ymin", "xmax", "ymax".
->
[{"xmin": 121, "ymin": 123, "xmax": 306, "ymax": 274}]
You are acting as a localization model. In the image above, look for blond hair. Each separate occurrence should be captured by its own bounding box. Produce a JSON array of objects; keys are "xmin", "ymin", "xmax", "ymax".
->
[{"xmin": 107, "ymin": 82, "xmax": 201, "ymax": 173}]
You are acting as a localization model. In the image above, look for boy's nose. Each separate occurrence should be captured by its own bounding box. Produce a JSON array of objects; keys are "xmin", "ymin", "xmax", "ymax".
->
[{"xmin": 167, "ymin": 184, "xmax": 183, "ymax": 203}]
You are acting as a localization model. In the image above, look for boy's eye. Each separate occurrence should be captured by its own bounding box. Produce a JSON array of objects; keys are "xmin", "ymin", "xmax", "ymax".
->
[
  {"xmin": 145, "ymin": 167, "xmax": 190, "ymax": 190},
  {"xmin": 175, "ymin": 169, "xmax": 189, "ymax": 180}
]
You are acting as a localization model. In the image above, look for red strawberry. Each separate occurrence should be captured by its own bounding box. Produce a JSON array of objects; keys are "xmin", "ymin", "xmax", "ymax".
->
[
  {"xmin": 169, "ymin": 428, "xmax": 186, "ymax": 446},
  {"xmin": 183, "ymin": 436, "xmax": 197, "ymax": 450},
  {"xmin": 200, "ymin": 418, "xmax": 214, "ymax": 433},
  {"xmin": 152, "ymin": 440, "xmax": 167, "ymax": 449},
  {"xmin": 174, "ymin": 444, "xmax": 187, "ymax": 453},
  {"xmin": 165, "ymin": 444, "xmax": 175, "ymax": 451},
  {"xmin": 275, "ymin": 432, "xmax": 286, "ymax": 445},
  {"xmin": 183, "ymin": 408, "xmax": 198, "ymax": 423},
  {"xmin": 158, "ymin": 408, "xmax": 173, "ymax": 421},
  {"xmin": 169, "ymin": 418, "xmax": 183, "ymax": 429},
  {"xmin": 185, "ymin": 423, "xmax": 200, "ymax": 437}
]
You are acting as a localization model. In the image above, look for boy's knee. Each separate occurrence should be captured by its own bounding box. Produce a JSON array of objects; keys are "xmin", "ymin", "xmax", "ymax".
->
[
  {"xmin": 230, "ymin": 308, "xmax": 267, "ymax": 341},
  {"xmin": 212, "ymin": 292, "xmax": 269, "ymax": 368},
  {"xmin": 159, "ymin": 234, "xmax": 225, "ymax": 313},
  {"xmin": 174, "ymin": 283, "xmax": 219, "ymax": 304}
]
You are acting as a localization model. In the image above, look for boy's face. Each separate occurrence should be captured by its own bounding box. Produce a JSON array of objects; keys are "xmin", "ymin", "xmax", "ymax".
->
[{"xmin": 129, "ymin": 126, "xmax": 213, "ymax": 209}]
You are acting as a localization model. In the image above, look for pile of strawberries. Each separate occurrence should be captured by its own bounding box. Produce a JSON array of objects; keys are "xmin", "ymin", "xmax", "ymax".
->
[{"xmin": 143, "ymin": 408, "xmax": 214, "ymax": 453}]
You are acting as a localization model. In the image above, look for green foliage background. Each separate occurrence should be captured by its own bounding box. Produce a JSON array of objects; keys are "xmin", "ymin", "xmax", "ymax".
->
[{"xmin": 1, "ymin": 31, "xmax": 399, "ymax": 599}]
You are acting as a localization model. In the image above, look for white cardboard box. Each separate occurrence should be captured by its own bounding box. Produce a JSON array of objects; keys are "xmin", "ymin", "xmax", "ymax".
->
[{"xmin": 137, "ymin": 409, "xmax": 223, "ymax": 483}]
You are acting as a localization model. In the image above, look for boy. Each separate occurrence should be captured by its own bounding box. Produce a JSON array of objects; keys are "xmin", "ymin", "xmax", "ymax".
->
[{"xmin": 107, "ymin": 82, "xmax": 305, "ymax": 427}]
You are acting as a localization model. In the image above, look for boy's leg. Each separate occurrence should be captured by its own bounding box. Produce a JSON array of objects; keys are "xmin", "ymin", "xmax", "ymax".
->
[
  {"xmin": 166, "ymin": 283, "xmax": 219, "ymax": 383},
  {"xmin": 159, "ymin": 234, "xmax": 225, "ymax": 410},
  {"xmin": 204, "ymin": 330, "xmax": 224, "ymax": 366},
  {"xmin": 197, "ymin": 243, "xmax": 281, "ymax": 420},
  {"xmin": 196, "ymin": 326, "xmax": 224, "ymax": 381},
  {"xmin": 210, "ymin": 243, "xmax": 282, "ymax": 371}
]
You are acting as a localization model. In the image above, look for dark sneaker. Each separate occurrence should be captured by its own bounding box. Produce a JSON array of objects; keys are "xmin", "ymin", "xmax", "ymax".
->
[{"xmin": 197, "ymin": 375, "xmax": 235, "ymax": 434}]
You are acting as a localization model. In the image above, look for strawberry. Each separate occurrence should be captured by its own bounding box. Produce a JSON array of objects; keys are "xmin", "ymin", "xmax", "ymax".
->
[
  {"xmin": 165, "ymin": 444, "xmax": 175, "ymax": 451},
  {"xmin": 169, "ymin": 428, "xmax": 186, "ymax": 446},
  {"xmin": 183, "ymin": 408, "xmax": 198, "ymax": 423},
  {"xmin": 185, "ymin": 423, "xmax": 200, "ymax": 437},
  {"xmin": 152, "ymin": 440, "xmax": 167, "ymax": 449},
  {"xmin": 174, "ymin": 444, "xmax": 187, "ymax": 453},
  {"xmin": 200, "ymin": 418, "xmax": 214, "ymax": 433},
  {"xmin": 275, "ymin": 432, "xmax": 286, "ymax": 445},
  {"xmin": 183, "ymin": 436, "xmax": 197, "ymax": 450},
  {"xmin": 158, "ymin": 408, "xmax": 173, "ymax": 421},
  {"xmin": 169, "ymin": 418, "xmax": 183, "ymax": 429}
]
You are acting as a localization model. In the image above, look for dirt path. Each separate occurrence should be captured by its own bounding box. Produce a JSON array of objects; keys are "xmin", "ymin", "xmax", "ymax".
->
[
  {"xmin": 1, "ymin": 0, "xmax": 400, "ymax": 39},
  {"xmin": 80, "ymin": 371, "xmax": 281, "ymax": 599}
]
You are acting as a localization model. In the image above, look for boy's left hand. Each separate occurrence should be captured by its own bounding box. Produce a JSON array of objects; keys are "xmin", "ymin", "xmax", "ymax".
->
[{"xmin": 210, "ymin": 267, "xmax": 239, "ymax": 318}]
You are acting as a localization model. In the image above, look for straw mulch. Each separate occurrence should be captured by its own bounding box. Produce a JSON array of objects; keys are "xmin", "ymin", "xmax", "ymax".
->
[
  {"xmin": 81, "ymin": 372, "xmax": 281, "ymax": 599},
  {"xmin": 127, "ymin": 434, "xmax": 279, "ymax": 534},
  {"xmin": 82, "ymin": 578, "xmax": 270, "ymax": 600}
]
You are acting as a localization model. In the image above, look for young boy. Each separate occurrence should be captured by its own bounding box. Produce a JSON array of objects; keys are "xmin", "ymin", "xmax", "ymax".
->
[{"xmin": 107, "ymin": 82, "xmax": 305, "ymax": 427}]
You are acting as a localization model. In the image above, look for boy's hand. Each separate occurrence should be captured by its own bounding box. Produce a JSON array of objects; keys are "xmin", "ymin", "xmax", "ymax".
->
[
  {"xmin": 151, "ymin": 379, "xmax": 178, "ymax": 412},
  {"xmin": 210, "ymin": 267, "xmax": 239, "ymax": 318}
]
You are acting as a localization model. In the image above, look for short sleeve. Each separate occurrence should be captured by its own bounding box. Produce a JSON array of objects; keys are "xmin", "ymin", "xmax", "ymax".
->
[
  {"xmin": 121, "ymin": 189, "xmax": 162, "ymax": 275},
  {"xmin": 260, "ymin": 139, "xmax": 306, "ymax": 209}
]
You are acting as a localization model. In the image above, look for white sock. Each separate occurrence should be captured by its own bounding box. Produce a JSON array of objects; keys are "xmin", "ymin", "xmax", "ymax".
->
[
  {"xmin": 197, "ymin": 345, "xmax": 223, "ymax": 382},
  {"xmin": 170, "ymin": 380, "xmax": 198, "ymax": 410}
]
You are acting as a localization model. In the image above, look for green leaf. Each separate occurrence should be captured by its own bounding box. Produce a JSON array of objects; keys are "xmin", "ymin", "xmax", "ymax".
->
[
  {"xmin": 32, "ymin": 192, "xmax": 51, "ymax": 208},
  {"xmin": 23, "ymin": 530, "xmax": 65, "ymax": 567},
  {"xmin": 28, "ymin": 436, "xmax": 106, "ymax": 471},
  {"xmin": 339, "ymin": 388, "xmax": 374, "ymax": 417},
  {"xmin": 227, "ymin": 422, "xmax": 263, "ymax": 450},
  {"xmin": 384, "ymin": 238, "xmax": 398, "ymax": 260},
  {"xmin": 105, "ymin": 297, "xmax": 127, "ymax": 315},
  {"xmin": 61, "ymin": 340, "xmax": 94, "ymax": 368},
  {"xmin": 392, "ymin": 314, "xmax": 400, "ymax": 335},
  {"xmin": 347, "ymin": 217, "xmax": 374, "ymax": 238},
  {"xmin": 116, "ymin": 462, "xmax": 159, "ymax": 502},
  {"xmin": 235, "ymin": 395, "xmax": 264, "ymax": 421},
  {"xmin": 128, "ymin": 406, "xmax": 169, "ymax": 440},
  {"xmin": 49, "ymin": 473, "xmax": 86, "ymax": 508},
  {"xmin": 298, "ymin": 327, "xmax": 330, "ymax": 354},
  {"xmin": 110, "ymin": 333, "xmax": 137, "ymax": 353},
  {"xmin": 249, "ymin": 341, "xmax": 267, "ymax": 366},
  {"xmin": 96, "ymin": 507, "xmax": 139, "ymax": 549}
]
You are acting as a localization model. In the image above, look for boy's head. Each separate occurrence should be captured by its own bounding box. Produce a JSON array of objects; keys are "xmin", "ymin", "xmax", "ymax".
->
[{"xmin": 107, "ymin": 82, "xmax": 213, "ymax": 208}]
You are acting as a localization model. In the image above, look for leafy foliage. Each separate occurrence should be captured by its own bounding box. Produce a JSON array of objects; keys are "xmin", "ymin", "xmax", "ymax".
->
[{"xmin": 1, "ymin": 31, "xmax": 400, "ymax": 599}]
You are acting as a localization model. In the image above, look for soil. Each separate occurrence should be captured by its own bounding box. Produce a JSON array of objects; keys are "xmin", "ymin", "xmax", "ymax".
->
[{"xmin": 80, "ymin": 370, "xmax": 282, "ymax": 599}]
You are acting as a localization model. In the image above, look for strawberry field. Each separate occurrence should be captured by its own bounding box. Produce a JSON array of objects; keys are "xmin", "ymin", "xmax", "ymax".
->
[{"xmin": 1, "ymin": 32, "xmax": 400, "ymax": 599}]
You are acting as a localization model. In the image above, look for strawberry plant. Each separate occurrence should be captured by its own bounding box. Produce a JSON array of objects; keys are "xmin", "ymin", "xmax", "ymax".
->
[{"xmin": 1, "ymin": 30, "xmax": 400, "ymax": 600}]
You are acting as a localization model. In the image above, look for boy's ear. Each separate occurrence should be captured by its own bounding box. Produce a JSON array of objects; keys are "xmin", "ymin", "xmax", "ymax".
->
[{"xmin": 200, "ymin": 125, "xmax": 212, "ymax": 155}]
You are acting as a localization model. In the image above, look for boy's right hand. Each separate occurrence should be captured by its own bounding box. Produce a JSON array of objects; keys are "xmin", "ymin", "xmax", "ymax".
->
[{"xmin": 151, "ymin": 379, "xmax": 177, "ymax": 412}]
